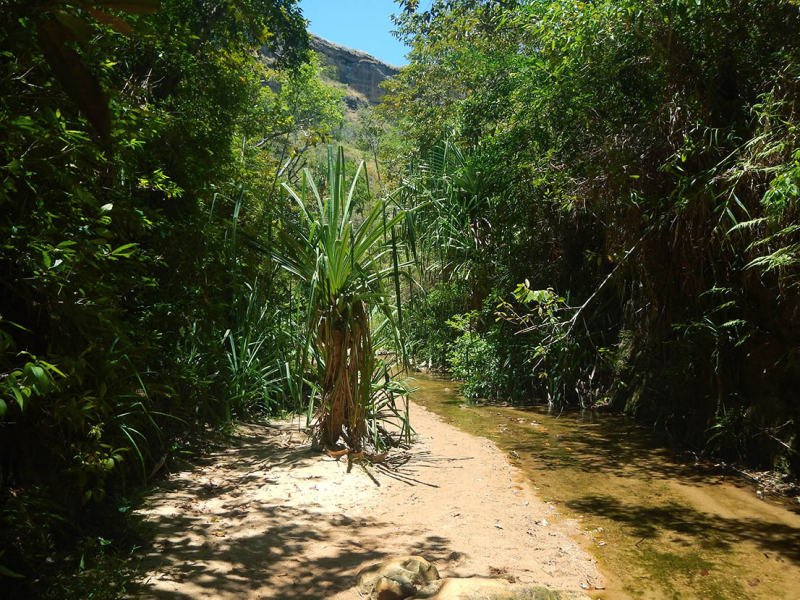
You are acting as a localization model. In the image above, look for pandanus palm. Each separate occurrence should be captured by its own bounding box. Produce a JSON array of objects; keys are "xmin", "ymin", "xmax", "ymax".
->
[
  {"xmin": 404, "ymin": 140, "xmax": 489, "ymax": 283},
  {"xmin": 273, "ymin": 148, "xmax": 407, "ymax": 450}
]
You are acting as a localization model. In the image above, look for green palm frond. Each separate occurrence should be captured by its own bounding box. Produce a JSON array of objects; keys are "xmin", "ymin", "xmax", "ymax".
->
[{"xmin": 272, "ymin": 146, "xmax": 411, "ymax": 449}]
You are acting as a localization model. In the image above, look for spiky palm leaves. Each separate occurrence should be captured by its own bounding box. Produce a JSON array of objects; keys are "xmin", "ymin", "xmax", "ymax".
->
[
  {"xmin": 403, "ymin": 140, "xmax": 490, "ymax": 284},
  {"xmin": 273, "ymin": 148, "xmax": 406, "ymax": 450}
]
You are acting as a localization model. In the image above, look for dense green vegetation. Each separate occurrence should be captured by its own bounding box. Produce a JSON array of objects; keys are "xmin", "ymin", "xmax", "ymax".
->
[
  {"xmin": 2, "ymin": 0, "xmax": 799, "ymax": 595},
  {"xmin": 387, "ymin": 0, "xmax": 800, "ymax": 473},
  {"xmin": 0, "ymin": 0, "xmax": 367, "ymax": 593}
]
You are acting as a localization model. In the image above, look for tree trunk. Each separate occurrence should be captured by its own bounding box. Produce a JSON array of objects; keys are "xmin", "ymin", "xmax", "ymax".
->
[
  {"xmin": 319, "ymin": 324, "xmax": 346, "ymax": 447},
  {"xmin": 316, "ymin": 301, "xmax": 370, "ymax": 450}
]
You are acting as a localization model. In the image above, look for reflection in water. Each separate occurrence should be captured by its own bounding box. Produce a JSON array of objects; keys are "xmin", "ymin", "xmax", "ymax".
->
[{"xmin": 411, "ymin": 372, "xmax": 800, "ymax": 600}]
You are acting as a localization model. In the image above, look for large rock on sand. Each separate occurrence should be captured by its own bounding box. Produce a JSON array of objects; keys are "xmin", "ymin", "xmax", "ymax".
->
[
  {"xmin": 357, "ymin": 557, "xmax": 591, "ymax": 600},
  {"xmin": 357, "ymin": 556, "xmax": 440, "ymax": 600},
  {"xmin": 411, "ymin": 577, "xmax": 590, "ymax": 599}
]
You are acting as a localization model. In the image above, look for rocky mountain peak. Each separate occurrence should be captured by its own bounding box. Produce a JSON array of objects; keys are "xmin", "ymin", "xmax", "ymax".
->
[{"xmin": 310, "ymin": 34, "xmax": 402, "ymax": 105}]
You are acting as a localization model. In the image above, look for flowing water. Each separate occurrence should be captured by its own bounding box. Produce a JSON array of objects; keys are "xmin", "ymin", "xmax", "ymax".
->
[{"xmin": 410, "ymin": 372, "xmax": 800, "ymax": 600}]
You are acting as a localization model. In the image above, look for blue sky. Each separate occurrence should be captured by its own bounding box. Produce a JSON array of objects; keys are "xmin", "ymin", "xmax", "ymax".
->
[{"xmin": 299, "ymin": 0, "xmax": 410, "ymax": 66}]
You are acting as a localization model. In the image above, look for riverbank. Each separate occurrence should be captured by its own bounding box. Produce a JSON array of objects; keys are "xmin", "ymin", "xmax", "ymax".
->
[
  {"xmin": 411, "ymin": 373, "xmax": 800, "ymax": 600},
  {"xmin": 131, "ymin": 400, "xmax": 601, "ymax": 599}
]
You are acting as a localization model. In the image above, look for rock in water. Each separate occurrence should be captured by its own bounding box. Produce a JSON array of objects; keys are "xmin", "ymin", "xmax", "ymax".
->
[{"xmin": 357, "ymin": 556, "xmax": 441, "ymax": 600}]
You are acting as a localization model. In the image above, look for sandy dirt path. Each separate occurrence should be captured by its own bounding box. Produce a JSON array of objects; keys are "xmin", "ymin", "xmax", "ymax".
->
[{"xmin": 132, "ymin": 401, "xmax": 602, "ymax": 599}]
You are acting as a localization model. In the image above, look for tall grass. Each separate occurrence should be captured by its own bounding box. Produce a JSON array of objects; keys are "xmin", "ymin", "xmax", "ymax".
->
[{"xmin": 221, "ymin": 280, "xmax": 290, "ymax": 420}]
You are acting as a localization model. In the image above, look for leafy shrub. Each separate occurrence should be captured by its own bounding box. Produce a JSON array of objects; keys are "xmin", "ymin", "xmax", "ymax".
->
[
  {"xmin": 0, "ymin": 0, "xmax": 315, "ymax": 592},
  {"xmin": 405, "ymin": 281, "xmax": 470, "ymax": 368},
  {"xmin": 447, "ymin": 330, "xmax": 501, "ymax": 400}
]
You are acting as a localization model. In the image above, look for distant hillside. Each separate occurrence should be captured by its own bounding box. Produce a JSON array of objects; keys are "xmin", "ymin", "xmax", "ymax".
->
[{"xmin": 310, "ymin": 34, "xmax": 401, "ymax": 106}]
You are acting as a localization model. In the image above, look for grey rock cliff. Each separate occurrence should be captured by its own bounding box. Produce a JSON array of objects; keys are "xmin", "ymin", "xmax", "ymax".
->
[{"xmin": 310, "ymin": 34, "xmax": 401, "ymax": 105}]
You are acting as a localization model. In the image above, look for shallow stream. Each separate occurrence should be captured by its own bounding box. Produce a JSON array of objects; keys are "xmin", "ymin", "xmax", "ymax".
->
[{"xmin": 410, "ymin": 372, "xmax": 800, "ymax": 599}]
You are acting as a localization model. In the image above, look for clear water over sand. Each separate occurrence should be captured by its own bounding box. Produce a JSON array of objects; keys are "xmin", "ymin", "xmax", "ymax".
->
[{"xmin": 412, "ymin": 373, "xmax": 800, "ymax": 600}]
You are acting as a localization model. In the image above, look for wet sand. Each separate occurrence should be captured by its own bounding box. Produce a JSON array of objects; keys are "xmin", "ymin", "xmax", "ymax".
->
[{"xmin": 411, "ymin": 373, "xmax": 800, "ymax": 600}]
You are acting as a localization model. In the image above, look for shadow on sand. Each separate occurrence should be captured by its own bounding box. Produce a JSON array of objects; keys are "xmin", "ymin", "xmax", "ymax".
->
[{"xmin": 131, "ymin": 424, "xmax": 452, "ymax": 599}]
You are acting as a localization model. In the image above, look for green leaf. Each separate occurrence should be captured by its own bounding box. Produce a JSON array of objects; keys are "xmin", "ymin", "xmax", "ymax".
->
[
  {"xmin": 10, "ymin": 116, "xmax": 36, "ymax": 132},
  {"xmin": 11, "ymin": 387, "xmax": 24, "ymax": 410},
  {"xmin": 0, "ymin": 562, "xmax": 25, "ymax": 579},
  {"xmin": 111, "ymin": 243, "xmax": 138, "ymax": 257},
  {"xmin": 28, "ymin": 364, "xmax": 46, "ymax": 382},
  {"xmin": 0, "ymin": 399, "xmax": 6, "ymax": 419},
  {"xmin": 40, "ymin": 360, "xmax": 65, "ymax": 378}
]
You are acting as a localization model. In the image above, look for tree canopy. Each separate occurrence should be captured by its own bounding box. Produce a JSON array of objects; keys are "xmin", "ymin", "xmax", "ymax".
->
[{"xmin": 389, "ymin": 0, "xmax": 800, "ymax": 471}]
